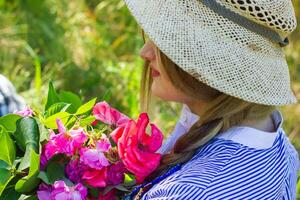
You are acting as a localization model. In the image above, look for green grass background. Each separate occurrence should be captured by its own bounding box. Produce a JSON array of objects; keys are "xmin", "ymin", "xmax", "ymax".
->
[{"xmin": 0, "ymin": 0, "xmax": 299, "ymax": 197}]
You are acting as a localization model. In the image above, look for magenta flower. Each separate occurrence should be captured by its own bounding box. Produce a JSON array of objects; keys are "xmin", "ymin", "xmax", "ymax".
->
[
  {"xmin": 93, "ymin": 101, "xmax": 130, "ymax": 127},
  {"xmin": 54, "ymin": 119, "xmax": 87, "ymax": 156},
  {"xmin": 107, "ymin": 162, "xmax": 127, "ymax": 185},
  {"xmin": 50, "ymin": 181, "xmax": 87, "ymax": 200},
  {"xmin": 97, "ymin": 134, "xmax": 111, "ymax": 152},
  {"xmin": 79, "ymin": 134, "xmax": 111, "ymax": 170},
  {"xmin": 37, "ymin": 183, "xmax": 52, "ymax": 200},
  {"xmin": 40, "ymin": 130, "xmax": 60, "ymax": 169},
  {"xmin": 80, "ymin": 148, "xmax": 109, "ymax": 170},
  {"xmin": 14, "ymin": 106, "xmax": 34, "ymax": 117},
  {"xmin": 65, "ymin": 158, "xmax": 88, "ymax": 183},
  {"xmin": 40, "ymin": 119, "xmax": 87, "ymax": 167},
  {"xmin": 82, "ymin": 167, "xmax": 108, "ymax": 188}
]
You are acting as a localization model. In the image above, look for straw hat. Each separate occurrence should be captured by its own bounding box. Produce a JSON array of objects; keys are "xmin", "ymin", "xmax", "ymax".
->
[{"xmin": 124, "ymin": 0, "xmax": 298, "ymax": 106}]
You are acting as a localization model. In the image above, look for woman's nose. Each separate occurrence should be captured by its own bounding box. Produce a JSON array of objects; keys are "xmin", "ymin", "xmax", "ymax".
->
[{"xmin": 139, "ymin": 42, "xmax": 156, "ymax": 61}]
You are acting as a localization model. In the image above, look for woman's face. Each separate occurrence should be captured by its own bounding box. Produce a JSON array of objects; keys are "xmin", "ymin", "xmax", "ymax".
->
[{"xmin": 139, "ymin": 40, "xmax": 189, "ymax": 103}]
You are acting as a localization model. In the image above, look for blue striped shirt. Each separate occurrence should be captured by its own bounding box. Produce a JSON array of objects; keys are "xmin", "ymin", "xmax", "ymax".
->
[{"xmin": 142, "ymin": 111, "xmax": 299, "ymax": 199}]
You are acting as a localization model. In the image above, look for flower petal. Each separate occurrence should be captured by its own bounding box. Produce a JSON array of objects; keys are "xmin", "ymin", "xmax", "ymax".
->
[
  {"xmin": 141, "ymin": 124, "xmax": 163, "ymax": 152},
  {"xmin": 110, "ymin": 127, "xmax": 124, "ymax": 144},
  {"xmin": 82, "ymin": 168, "xmax": 108, "ymax": 188},
  {"xmin": 136, "ymin": 113, "xmax": 149, "ymax": 142},
  {"xmin": 93, "ymin": 101, "xmax": 130, "ymax": 127},
  {"xmin": 56, "ymin": 118, "xmax": 67, "ymax": 133}
]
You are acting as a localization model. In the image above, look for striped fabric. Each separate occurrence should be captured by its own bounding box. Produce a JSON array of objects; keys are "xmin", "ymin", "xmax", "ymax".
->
[
  {"xmin": 0, "ymin": 74, "xmax": 25, "ymax": 116},
  {"xmin": 142, "ymin": 126, "xmax": 299, "ymax": 199}
]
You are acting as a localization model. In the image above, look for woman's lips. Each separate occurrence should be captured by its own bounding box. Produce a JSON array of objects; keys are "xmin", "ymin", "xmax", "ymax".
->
[{"xmin": 151, "ymin": 68, "xmax": 160, "ymax": 77}]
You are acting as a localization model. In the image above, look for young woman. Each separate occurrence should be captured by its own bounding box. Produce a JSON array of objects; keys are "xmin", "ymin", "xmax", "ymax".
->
[{"xmin": 123, "ymin": 0, "xmax": 299, "ymax": 199}]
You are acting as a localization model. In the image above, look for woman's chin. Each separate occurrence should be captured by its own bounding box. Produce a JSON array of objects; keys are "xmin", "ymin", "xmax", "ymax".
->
[
  {"xmin": 151, "ymin": 84, "xmax": 175, "ymax": 102},
  {"xmin": 151, "ymin": 83, "xmax": 167, "ymax": 100}
]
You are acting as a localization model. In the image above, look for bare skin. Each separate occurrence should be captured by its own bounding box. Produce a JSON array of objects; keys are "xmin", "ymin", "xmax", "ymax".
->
[{"xmin": 139, "ymin": 40, "xmax": 275, "ymax": 133}]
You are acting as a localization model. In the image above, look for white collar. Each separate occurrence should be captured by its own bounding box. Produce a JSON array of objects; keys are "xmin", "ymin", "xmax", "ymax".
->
[
  {"xmin": 178, "ymin": 104, "xmax": 199, "ymax": 130},
  {"xmin": 216, "ymin": 109, "xmax": 283, "ymax": 149},
  {"xmin": 179, "ymin": 105, "xmax": 283, "ymax": 149}
]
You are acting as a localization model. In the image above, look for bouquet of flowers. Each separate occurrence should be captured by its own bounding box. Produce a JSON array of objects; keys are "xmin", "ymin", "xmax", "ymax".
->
[{"xmin": 0, "ymin": 82, "xmax": 163, "ymax": 200}]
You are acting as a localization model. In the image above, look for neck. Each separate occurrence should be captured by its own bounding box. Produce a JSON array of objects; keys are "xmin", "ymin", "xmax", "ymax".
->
[
  {"xmin": 185, "ymin": 101, "xmax": 276, "ymax": 133},
  {"xmin": 185, "ymin": 100, "xmax": 207, "ymax": 117},
  {"xmin": 239, "ymin": 114, "xmax": 276, "ymax": 133}
]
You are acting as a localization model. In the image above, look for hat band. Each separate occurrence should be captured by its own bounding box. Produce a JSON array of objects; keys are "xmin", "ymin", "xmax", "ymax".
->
[{"xmin": 202, "ymin": 0, "xmax": 289, "ymax": 47}]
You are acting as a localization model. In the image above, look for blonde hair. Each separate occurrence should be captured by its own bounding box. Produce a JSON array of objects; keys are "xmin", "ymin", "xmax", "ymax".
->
[{"xmin": 139, "ymin": 32, "xmax": 277, "ymax": 177}]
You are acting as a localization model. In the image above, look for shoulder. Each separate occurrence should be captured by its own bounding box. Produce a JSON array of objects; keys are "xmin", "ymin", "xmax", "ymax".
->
[
  {"xmin": 143, "ymin": 130, "xmax": 299, "ymax": 199},
  {"xmin": 143, "ymin": 139, "xmax": 241, "ymax": 199}
]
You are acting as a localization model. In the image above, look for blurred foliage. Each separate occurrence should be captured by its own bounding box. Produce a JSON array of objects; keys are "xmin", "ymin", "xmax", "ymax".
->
[
  {"xmin": 0, "ymin": 1, "xmax": 299, "ymax": 195},
  {"xmin": 0, "ymin": 0, "xmax": 180, "ymax": 136},
  {"xmin": 0, "ymin": 0, "xmax": 143, "ymax": 114}
]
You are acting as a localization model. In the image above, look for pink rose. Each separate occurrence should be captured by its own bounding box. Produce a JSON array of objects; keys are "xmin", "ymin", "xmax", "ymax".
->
[
  {"xmin": 82, "ymin": 167, "xmax": 108, "ymax": 188},
  {"xmin": 93, "ymin": 101, "xmax": 130, "ymax": 127},
  {"xmin": 111, "ymin": 113, "xmax": 163, "ymax": 183}
]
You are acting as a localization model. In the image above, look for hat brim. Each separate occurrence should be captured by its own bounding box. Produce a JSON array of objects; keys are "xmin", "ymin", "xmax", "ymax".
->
[{"xmin": 124, "ymin": 0, "xmax": 297, "ymax": 105}]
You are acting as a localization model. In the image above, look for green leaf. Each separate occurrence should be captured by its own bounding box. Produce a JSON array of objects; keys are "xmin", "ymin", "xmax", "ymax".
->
[
  {"xmin": 13, "ymin": 159, "xmax": 22, "ymax": 169},
  {"xmin": 0, "ymin": 160, "xmax": 14, "ymax": 196},
  {"xmin": 37, "ymin": 171, "xmax": 50, "ymax": 184},
  {"xmin": 75, "ymin": 98, "xmax": 97, "ymax": 115},
  {"xmin": 123, "ymin": 173, "xmax": 136, "ymax": 187},
  {"xmin": 0, "ymin": 168, "xmax": 11, "ymax": 185},
  {"xmin": 18, "ymin": 195, "xmax": 38, "ymax": 200},
  {"xmin": 103, "ymin": 185, "xmax": 114, "ymax": 195},
  {"xmin": 114, "ymin": 184, "xmax": 129, "ymax": 192},
  {"xmin": 59, "ymin": 91, "xmax": 82, "ymax": 113},
  {"xmin": 88, "ymin": 186, "xmax": 99, "ymax": 198},
  {"xmin": 14, "ymin": 118, "xmax": 39, "ymax": 153},
  {"xmin": 0, "ymin": 187, "xmax": 21, "ymax": 200},
  {"xmin": 45, "ymin": 81, "xmax": 60, "ymax": 110},
  {"xmin": 65, "ymin": 116, "xmax": 77, "ymax": 129},
  {"xmin": 46, "ymin": 162, "xmax": 65, "ymax": 184},
  {"xmin": 15, "ymin": 150, "xmax": 40, "ymax": 193},
  {"xmin": 79, "ymin": 116, "xmax": 96, "ymax": 127},
  {"xmin": 0, "ymin": 126, "xmax": 16, "ymax": 165},
  {"xmin": 0, "ymin": 160, "xmax": 10, "ymax": 170},
  {"xmin": 44, "ymin": 102, "xmax": 71, "ymax": 118},
  {"xmin": 43, "ymin": 112, "xmax": 70, "ymax": 129},
  {"xmin": 14, "ymin": 118, "xmax": 40, "ymax": 171},
  {"xmin": 17, "ymin": 147, "xmax": 33, "ymax": 171},
  {"xmin": 44, "ymin": 154, "xmax": 69, "ymax": 184},
  {"xmin": 0, "ymin": 114, "xmax": 22, "ymax": 133},
  {"xmin": 36, "ymin": 119, "xmax": 49, "ymax": 144}
]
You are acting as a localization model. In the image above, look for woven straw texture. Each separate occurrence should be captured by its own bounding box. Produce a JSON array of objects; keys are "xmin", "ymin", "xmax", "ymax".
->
[{"xmin": 124, "ymin": 0, "xmax": 298, "ymax": 106}]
